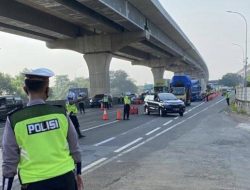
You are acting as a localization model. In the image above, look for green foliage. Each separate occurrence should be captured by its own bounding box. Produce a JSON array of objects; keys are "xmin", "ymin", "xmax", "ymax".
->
[
  {"xmin": 49, "ymin": 75, "xmax": 89, "ymax": 100},
  {"xmin": 110, "ymin": 70, "xmax": 138, "ymax": 95},
  {"xmin": 219, "ymin": 73, "xmax": 242, "ymax": 87},
  {"xmin": 0, "ymin": 73, "xmax": 15, "ymax": 95}
]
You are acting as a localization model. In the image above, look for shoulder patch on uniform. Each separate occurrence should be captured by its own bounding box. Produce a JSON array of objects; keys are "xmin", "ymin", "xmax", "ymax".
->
[{"xmin": 7, "ymin": 107, "xmax": 23, "ymax": 116}]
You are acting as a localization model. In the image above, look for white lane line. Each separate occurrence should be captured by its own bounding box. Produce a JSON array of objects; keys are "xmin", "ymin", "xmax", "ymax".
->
[
  {"xmin": 94, "ymin": 137, "xmax": 116, "ymax": 146},
  {"xmin": 114, "ymin": 137, "xmax": 143, "ymax": 153},
  {"xmin": 163, "ymin": 120, "xmax": 173, "ymax": 126},
  {"xmin": 81, "ymin": 120, "xmax": 119, "ymax": 132},
  {"xmin": 145, "ymin": 127, "xmax": 161, "ymax": 136},
  {"xmin": 174, "ymin": 116, "xmax": 179, "ymax": 120},
  {"xmin": 82, "ymin": 98, "xmax": 225, "ymax": 175},
  {"xmin": 81, "ymin": 157, "xmax": 107, "ymax": 172}
]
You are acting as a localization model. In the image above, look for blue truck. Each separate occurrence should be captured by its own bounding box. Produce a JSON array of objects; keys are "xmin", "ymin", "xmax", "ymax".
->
[
  {"xmin": 170, "ymin": 75, "xmax": 192, "ymax": 106},
  {"xmin": 191, "ymin": 79, "xmax": 202, "ymax": 101}
]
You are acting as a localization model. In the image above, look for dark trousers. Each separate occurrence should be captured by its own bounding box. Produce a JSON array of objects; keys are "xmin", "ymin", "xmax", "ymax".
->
[
  {"xmin": 226, "ymin": 98, "xmax": 230, "ymax": 106},
  {"xmin": 104, "ymin": 102, "xmax": 109, "ymax": 109},
  {"xmin": 21, "ymin": 171, "xmax": 77, "ymax": 190},
  {"xmin": 79, "ymin": 103, "xmax": 85, "ymax": 114},
  {"xmin": 123, "ymin": 104, "xmax": 130, "ymax": 120},
  {"xmin": 69, "ymin": 115, "xmax": 82, "ymax": 137}
]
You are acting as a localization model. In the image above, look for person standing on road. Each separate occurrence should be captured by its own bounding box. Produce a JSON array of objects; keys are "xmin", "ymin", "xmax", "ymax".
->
[
  {"xmin": 103, "ymin": 94, "xmax": 109, "ymax": 109},
  {"xmin": 2, "ymin": 68, "xmax": 84, "ymax": 190},
  {"xmin": 78, "ymin": 93, "xmax": 86, "ymax": 114},
  {"xmin": 66, "ymin": 95, "xmax": 85, "ymax": 138},
  {"xmin": 226, "ymin": 90, "xmax": 231, "ymax": 106},
  {"xmin": 123, "ymin": 93, "xmax": 131, "ymax": 120}
]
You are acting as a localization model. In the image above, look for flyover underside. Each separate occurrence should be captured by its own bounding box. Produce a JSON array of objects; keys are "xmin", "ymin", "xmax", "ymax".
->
[{"xmin": 0, "ymin": 0, "xmax": 209, "ymax": 95}]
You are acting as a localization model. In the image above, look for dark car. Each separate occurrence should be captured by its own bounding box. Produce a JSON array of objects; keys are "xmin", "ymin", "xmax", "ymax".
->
[
  {"xmin": 89, "ymin": 94, "xmax": 112, "ymax": 108},
  {"xmin": 0, "ymin": 95, "xmax": 24, "ymax": 120},
  {"xmin": 144, "ymin": 93, "xmax": 185, "ymax": 117}
]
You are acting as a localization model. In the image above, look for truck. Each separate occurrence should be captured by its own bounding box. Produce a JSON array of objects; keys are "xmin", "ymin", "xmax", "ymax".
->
[
  {"xmin": 191, "ymin": 79, "xmax": 202, "ymax": 101},
  {"xmin": 170, "ymin": 75, "xmax": 192, "ymax": 106},
  {"xmin": 154, "ymin": 79, "xmax": 170, "ymax": 93}
]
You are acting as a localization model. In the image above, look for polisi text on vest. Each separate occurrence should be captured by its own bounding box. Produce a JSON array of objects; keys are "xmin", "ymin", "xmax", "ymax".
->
[{"xmin": 27, "ymin": 119, "xmax": 60, "ymax": 135}]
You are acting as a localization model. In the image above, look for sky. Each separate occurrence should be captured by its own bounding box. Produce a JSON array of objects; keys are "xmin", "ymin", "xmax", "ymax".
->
[{"xmin": 0, "ymin": 0, "xmax": 249, "ymax": 85}]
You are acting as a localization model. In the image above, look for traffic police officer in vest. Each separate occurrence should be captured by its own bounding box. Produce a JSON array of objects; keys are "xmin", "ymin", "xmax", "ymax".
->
[
  {"xmin": 123, "ymin": 93, "xmax": 131, "ymax": 120},
  {"xmin": 66, "ymin": 93, "xmax": 85, "ymax": 138},
  {"xmin": 2, "ymin": 68, "xmax": 84, "ymax": 190}
]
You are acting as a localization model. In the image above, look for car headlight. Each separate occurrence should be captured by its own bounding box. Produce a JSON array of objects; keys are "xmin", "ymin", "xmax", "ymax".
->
[{"xmin": 90, "ymin": 99, "xmax": 93, "ymax": 103}]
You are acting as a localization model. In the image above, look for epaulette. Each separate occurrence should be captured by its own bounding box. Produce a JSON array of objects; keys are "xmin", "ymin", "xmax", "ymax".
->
[{"xmin": 7, "ymin": 107, "xmax": 22, "ymax": 117}]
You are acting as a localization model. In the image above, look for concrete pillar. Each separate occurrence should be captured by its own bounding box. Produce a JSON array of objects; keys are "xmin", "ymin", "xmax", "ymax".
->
[
  {"xmin": 83, "ymin": 53, "xmax": 112, "ymax": 97},
  {"xmin": 151, "ymin": 66, "xmax": 165, "ymax": 85}
]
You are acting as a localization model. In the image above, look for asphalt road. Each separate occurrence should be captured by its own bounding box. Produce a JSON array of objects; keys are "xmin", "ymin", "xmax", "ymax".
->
[{"xmin": 2, "ymin": 98, "xmax": 250, "ymax": 189}]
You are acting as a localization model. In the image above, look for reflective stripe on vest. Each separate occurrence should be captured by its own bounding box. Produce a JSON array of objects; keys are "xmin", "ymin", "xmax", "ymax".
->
[
  {"xmin": 66, "ymin": 103, "xmax": 78, "ymax": 114},
  {"xmin": 9, "ymin": 104, "xmax": 75, "ymax": 184}
]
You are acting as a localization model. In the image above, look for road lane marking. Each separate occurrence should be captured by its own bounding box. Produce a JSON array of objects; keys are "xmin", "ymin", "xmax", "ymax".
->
[
  {"xmin": 114, "ymin": 137, "xmax": 143, "ymax": 153},
  {"xmin": 163, "ymin": 120, "xmax": 173, "ymax": 126},
  {"xmin": 81, "ymin": 157, "xmax": 107, "ymax": 173},
  {"xmin": 82, "ymin": 98, "xmax": 225, "ymax": 175},
  {"xmin": 145, "ymin": 127, "xmax": 161, "ymax": 136},
  {"xmin": 81, "ymin": 120, "xmax": 119, "ymax": 132},
  {"xmin": 94, "ymin": 137, "xmax": 116, "ymax": 146},
  {"xmin": 174, "ymin": 116, "xmax": 179, "ymax": 120}
]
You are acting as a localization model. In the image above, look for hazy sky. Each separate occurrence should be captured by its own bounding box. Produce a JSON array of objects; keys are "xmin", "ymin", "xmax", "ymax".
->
[{"xmin": 0, "ymin": 0, "xmax": 249, "ymax": 85}]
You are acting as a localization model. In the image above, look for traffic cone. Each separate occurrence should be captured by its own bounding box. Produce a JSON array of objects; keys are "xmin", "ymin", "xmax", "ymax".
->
[
  {"xmin": 116, "ymin": 109, "xmax": 122, "ymax": 120},
  {"xmin": 102, "ymin": 109, "xmax": 109, "ymax": 120}
]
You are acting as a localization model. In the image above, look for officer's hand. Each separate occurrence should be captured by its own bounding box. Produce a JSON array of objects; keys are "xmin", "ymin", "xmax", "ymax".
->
[{"xmin": 76, "ymin": 175, "xmax": 84, "ymax": 190}]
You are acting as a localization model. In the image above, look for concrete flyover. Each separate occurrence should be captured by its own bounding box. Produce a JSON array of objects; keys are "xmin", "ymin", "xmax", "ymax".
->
[{"xmin": 0, "ymin": 0, "xmax": 209, "ymax": 96}]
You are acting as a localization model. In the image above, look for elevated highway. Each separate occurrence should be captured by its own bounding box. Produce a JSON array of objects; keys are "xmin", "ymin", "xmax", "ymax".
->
[{"xmin": 0, "ymin": 0, "xmax": 209, "ymax": 96}]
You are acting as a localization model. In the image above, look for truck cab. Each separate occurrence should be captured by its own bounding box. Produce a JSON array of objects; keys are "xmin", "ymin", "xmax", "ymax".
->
[{"xmin": 170, "ymin": 75, "xmax": 192, "ymax": 106}]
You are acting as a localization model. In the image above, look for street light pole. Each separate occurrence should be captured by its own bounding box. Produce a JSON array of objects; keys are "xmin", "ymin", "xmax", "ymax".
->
[
  {"xmin": 227, "ymin": 11, "xmax": 248, "ymax": 100},
  {"xmin": 232, "ymin": 43, "xmax": 245, "ymax": 85}
]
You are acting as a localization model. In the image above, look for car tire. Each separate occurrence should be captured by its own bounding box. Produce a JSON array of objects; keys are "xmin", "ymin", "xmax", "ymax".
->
[
  {"xmin": 159, "ymin": 108, "xmax": 164, "ymax": 117},
  {"xmin": 145, "ymin": 107, "xmax": 150, "ymax": 115},
  {"xmin": 179, "ymin": 112, "xmax": 184, "ymax": 117}
]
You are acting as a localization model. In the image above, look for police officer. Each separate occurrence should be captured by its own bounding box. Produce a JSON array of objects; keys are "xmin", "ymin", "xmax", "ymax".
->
[
  {"xmin": 103, "ymin": 94, "xmax": 109, "ymax": 109},
  {"xmin": 226, "ymin": 90, "xmax": 231, "ymax": 106},
  {"xmin": 123, "ymin": 93, "xmax": 131, "ymax": 120},
  {"xmin": 66, "ymin": 95, "xmax": 85, "ymax": 138},
  {"xmin": 2, "ymin": 68, "xmax": 84, "ymax": 190}
]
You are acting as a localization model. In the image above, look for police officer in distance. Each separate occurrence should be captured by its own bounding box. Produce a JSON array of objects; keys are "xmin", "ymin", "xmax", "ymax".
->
[
  {"xmin": 66, "ymin": 94, "xmax": 85, "ymax": 138},
  {"xmin": 2, "ymin": 68, "xmax": 84, "ymax": 190},
  {"xmin": 123, "ymin": 93, "xmax": 131, "ymax": 120}
]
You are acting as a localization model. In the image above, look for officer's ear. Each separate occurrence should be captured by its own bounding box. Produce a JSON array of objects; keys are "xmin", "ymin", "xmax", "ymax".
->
[{"xmin": 23, "ymin": 86, "xmax": 29, "ymax": 95}]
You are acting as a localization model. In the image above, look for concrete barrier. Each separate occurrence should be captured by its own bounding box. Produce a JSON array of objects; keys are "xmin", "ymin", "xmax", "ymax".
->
[{"xmin": 235, "ymin": 87, "xmax": 250, "ymax": 114}]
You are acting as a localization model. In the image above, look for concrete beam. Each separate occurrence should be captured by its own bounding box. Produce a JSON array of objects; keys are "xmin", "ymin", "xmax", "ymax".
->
[
  {"xmin": 0, "ymin": 0, "xmax": 83, "ymax": 39},
  {"xmin": 47, "ymin": 31, "xmax": 149, "ymax": 54},
  {"xmin": 83, "ymin": 53, "xmax": 112, "ymax": 97}
]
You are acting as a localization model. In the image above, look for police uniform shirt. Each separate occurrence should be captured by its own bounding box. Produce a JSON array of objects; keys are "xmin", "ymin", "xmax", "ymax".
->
[{"xmin": 2, "ymin": 99, "xmax": 81, "ymax": 178}]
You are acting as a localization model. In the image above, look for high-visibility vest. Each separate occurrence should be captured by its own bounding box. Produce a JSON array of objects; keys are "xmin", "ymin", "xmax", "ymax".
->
[
  {"xmin": 124, "ymin": 96, "xmax": 131, "ymax": 105},
  {"xmin": 9, "ymin": 104, "xmax": 75, "ymax": 184},
  {"xmin": 226, "ymin": 92, "xmax": 230, "ymax": 98},
  {"xmin": 103, "ymin": 96, "xmax": 108, "ymax": 103},
  {"xmin": 66, "ymin": 102, "xmax": 78, "ymax": 115}
]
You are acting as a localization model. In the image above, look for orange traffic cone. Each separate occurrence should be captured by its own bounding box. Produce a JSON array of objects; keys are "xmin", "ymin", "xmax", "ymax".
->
[
  {"xmin": 102, "ymin": 109, "xmax": 109, "ymax": 120},
  {"xmin": 116, "ymin": 109, "xmax": 122, "ymax": 120}
]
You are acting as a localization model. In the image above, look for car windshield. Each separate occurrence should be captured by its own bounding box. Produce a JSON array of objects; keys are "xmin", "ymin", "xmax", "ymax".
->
[
  {"xmin": 94, "ymin": 94, "xmax": 104, "ymax": 99},
  {"xmin": 158, "ymin": 93, "xmax": 178, "ymax": 101},
  {"xmin": 172, "ymin": 87, "xmax": 185, "ymax": 95}
]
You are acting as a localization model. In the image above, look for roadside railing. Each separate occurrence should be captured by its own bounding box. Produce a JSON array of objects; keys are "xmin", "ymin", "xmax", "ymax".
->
[{"xmin": 235, "ymin": 87, "xmax": 250, "ymax": 115}]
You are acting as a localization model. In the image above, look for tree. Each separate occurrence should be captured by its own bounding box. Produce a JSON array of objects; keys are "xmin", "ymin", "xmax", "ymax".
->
[
  {"xmin": 0, "ymin": 73, "xmax": 15, "ymax": 95},
  {"xmin": 110, "ymin": 70, "xmax": 138, "ymax": 95},
  {"xmin": 50, "ymin": 75, "xmax": 90, "ymax": 100},
  {"xmin": 219, "ymin": 73, "xmax": 242, "ymax": 87}
]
